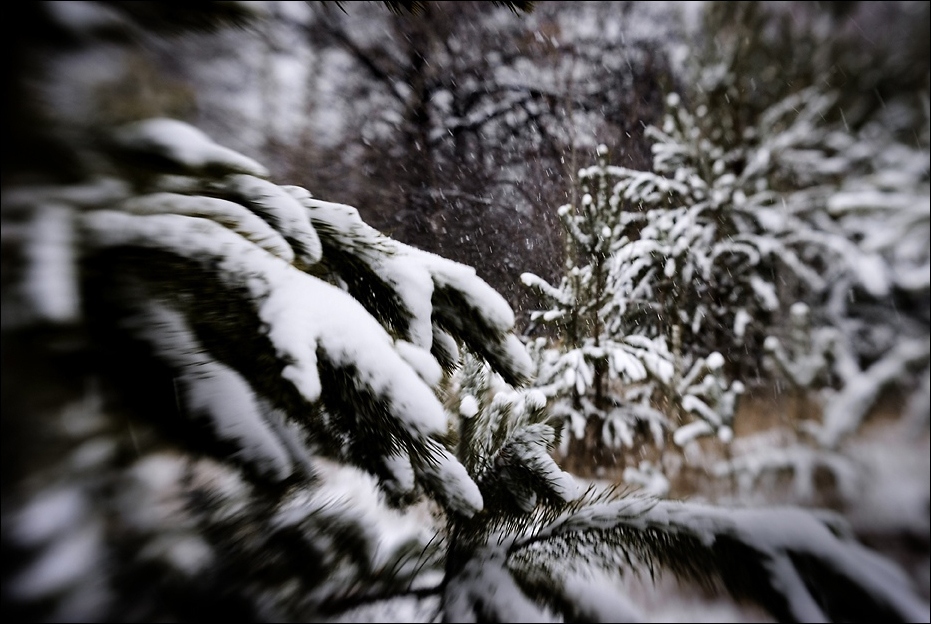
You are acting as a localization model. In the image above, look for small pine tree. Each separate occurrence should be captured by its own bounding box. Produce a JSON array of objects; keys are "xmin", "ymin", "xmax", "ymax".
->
[{"xmin": 521, "ymin": 144, "xmax": 674, "ymax": 474}]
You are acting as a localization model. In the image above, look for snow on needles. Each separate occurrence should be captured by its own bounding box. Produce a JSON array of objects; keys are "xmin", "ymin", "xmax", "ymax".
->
[
  {"xmin": 113, "ymin": 118, "xmax": 270, "ymax": 177},
  {"xmin": 121, "ymin": 192, "xmax": 295, "ymax": 263},
  {"xmin": 529, "ymin": 498, "xmax": 930, "ymax": 623},
  {"xmin": 82, "ymin": 210, "xmax": 450, "ymax": 438},
  {"xmin": 289, "ymin": 188, "xmax": 532, "ymax": 384},
  {"xmin": 126, "ymin": 300, "xmax": 295, "ymax": 480},
  {"xmin": 61, "ymin": 118, "xmax": 538, "ymax": 523}
]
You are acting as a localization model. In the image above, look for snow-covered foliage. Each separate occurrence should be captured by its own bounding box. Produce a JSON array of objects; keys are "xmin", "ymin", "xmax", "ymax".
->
[
  {"xmin": 5, "ymin": 111, "xmax": 922, "ymax": 621},
  {"xmin": 603, "ymin": 65, "xmax": 926, "ymax": 397},
  {"xmin": 671, "ymin": 349, "xmax": 744, "ymax": 448},
  {"xmin": 523, "ymin": 2, "xmax": 928, "ymax": 544},
  {"xmin": 706, "ymin": 89, "xmax": 930, "ymax": 498},
  {"xmin": 445, "ymin": 482, "xmax": 930, "ymax": 623},
  {"xmin": 602, "ymin": 87, "xmax": 888, "ymax": 372},
  {"xmin": 521, "ymin": 147, "xmax": 672, "ymax": 467},
  {"xmin": 655, "ymin": 1, "xmax": 931, "ymax": 517},
  {"xmin": 4, "ymin": 2, "xmax": 929, "ymax": 623},
  {"xmin": 6, "ymin": 116, "xmax": 530, "ymax": 508},
  {"xmin": 522, "ymin": 144, "xmax": 750, "ymax": 479},
  {"xmin": 1, "ymin": 116, "xmax": 529, "ymax": 618},
  {"xmin": 451, "ymin": 351, "xmax": 579, "ymax": 515}
]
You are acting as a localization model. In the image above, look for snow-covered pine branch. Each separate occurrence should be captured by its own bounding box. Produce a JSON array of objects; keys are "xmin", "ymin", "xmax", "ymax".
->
[
  {"xmin": 508, "ymin": 494, "xmax": 929, "ymax": 623},
  {"xmin": 283, "ymin": 187, "xmax": 531, "ymax": 385},
  {"xmin": 5, "ymin": 115, "xmax": 545, "ymax": 612},
  {"xmin": 450, "ymin": 352, "xmax": 577, "ymax": 518}
]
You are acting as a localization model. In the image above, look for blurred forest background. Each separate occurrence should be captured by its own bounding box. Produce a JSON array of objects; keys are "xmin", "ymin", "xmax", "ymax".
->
[{"xmin": 2, "ymin": 1, "xmax": 929, "ymax": 621}]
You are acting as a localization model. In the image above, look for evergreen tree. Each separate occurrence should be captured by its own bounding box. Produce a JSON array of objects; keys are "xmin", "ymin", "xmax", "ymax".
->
[
  {"xmin": 521, "ymin": 145, "xmax": 674, "ymax": 474},
  {"xmin": 521, "ymin": 141, "xmax": 750, "ymax": 478},
  {"xmin": 522, "ymin": 7, "xmax": 929, "ymax": 498},
  {"xmin": 612, "ymin": 0, "xmax": 931, "ymax": 508},
  {"xmin": 683, "ymin": 0, "xmax": 930, "ymax": 392}
]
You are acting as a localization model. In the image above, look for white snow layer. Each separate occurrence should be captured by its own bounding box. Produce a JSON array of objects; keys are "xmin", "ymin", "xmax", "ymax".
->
[
  {"xmin": 459, "ymin": 394, "xmax": 480, "ymax": 418},
  {"xmin": 127, "ymin": 300, "xmax": 295, "ymax": 480},
  {"xmin": 418, "ymin": 444, "xmax": 484, "ymax": 517},
  {"xmin": 120, "ymin": 192, "xmax": 295, "ymax": 262},
  {"xmin": 23, "ymin": 204, "xmax": 80, "ymax": 323},
  {"xmin": 444, "ymin": 548, "xmax": 556, "ymax": 623},
  {"xmin": 81, "ymin": 211, "xmax": 449, "ymax": 439},
  {"xmin": 113, "ymin": 118, "xmax": 269, "ymax": 177},
  {"xmin": 532, "ymin": 498, "xmax": 929, "ymax": 623},
  {"xmin": 288, "ymin": 190, "xmax": 532, "ymax": 385},
  {"xmin": 225, "ymin": 174, "xmax": 323, "ymax": 266}
]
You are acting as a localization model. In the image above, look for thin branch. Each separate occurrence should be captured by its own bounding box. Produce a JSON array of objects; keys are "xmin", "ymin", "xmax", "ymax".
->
[
  {"xmin": 309, "ymin": 16, "xmax": 408, "ymax": 103},
  {"xmin": 316, "ymin": 582, "xmax": 443, "ymax": 616}
]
